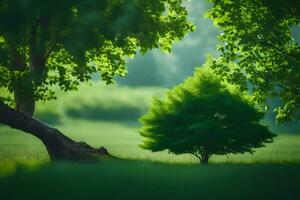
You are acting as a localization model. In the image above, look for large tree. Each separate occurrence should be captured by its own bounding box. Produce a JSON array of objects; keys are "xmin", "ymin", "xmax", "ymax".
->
[
  {"xmin": 0, "ymin": 0, "xmax": 193, "ymax": 160},
  {"xmin": 139, "ymin": 67, "xmax": 275, "ymax": 164},
  {"xmin": 207, "ymin": 0, "xmax": 300, "ymax": 122}
]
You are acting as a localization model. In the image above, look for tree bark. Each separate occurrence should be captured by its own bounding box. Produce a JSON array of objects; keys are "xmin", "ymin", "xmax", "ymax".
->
[
  {"xmin": 200, "ymin": 152, "xmax": 210, "ymax": 164},
  {"xmin": 0, "ymin": 101, "xmax": 110, "ymax": 161},
  {"xmin": 10, "ymin": 44, "xmax": 35, "ymax": 115},
  {"xmin": 14, "ymin": 84, "xmax": 35, "ymax": 115}
]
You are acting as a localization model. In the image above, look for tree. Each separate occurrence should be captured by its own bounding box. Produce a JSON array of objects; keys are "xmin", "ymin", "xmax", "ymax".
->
[
  {"xmin": 139, "ymin": 67, "xmax": 276, "ymax": 164},
  {"xmin": 0, "ymin": 0, "xmax": 194, "ymax": 160},
  {"xmin": 206, "ymin": 0, "xmax": 300, "ymax": 122}
]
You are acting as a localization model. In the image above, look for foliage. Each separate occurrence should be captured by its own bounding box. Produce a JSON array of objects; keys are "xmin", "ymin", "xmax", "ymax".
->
[
  {"xmin": 140, "ymin": 67, "xmax": 276, "ymax": 163},
  {"xmin": 0, "ymin": 0, "xmax": 194, "ymax": 105},
  {"xmin": 207, "ymin": 0, "xmax": 300, "ymax": 122}
]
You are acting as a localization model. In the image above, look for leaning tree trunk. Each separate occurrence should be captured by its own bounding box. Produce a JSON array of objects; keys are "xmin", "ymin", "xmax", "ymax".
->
[{"xmin": 0, "ymin": 101, "xmax": 110, "ymax": 161}]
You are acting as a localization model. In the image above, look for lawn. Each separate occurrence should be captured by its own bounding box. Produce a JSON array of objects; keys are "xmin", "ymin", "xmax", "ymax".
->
[
  {"xmin": 0, "ymin": 160, "xmax": 300, "ymax": 200},
  {"xmin": 1, "ymin": 119, "xmax": 300, "ymax": 168}
]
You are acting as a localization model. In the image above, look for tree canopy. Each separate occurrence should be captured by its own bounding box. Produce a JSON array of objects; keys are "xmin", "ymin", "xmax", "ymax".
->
[
  {"xmin": 207, "ymin": 0, "xmax": 300, "ymax": 122},
  {"xmin": 0, "ymin": 0, "xmax": 193, "ymax": 113},
  {"xmin": 139, "ymin": 67, "xmax": 276, "ymax": 164}
]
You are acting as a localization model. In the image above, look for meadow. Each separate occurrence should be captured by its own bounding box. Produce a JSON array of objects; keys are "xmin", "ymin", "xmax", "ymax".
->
[{"xmin": 0, "ymin": 83, "xmax": 300, "ymax": 199}]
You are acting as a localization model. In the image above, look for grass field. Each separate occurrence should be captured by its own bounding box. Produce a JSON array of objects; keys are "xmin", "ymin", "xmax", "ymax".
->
[
  {"xmin": 1, "ymin": 119, "xmax": 300, "ymax": 168},
  {"xmin": 0, "ymin": 84, "xmax": 300, "ymax": 199},
  {"xmin": 1, "ymin": 161, "xmax": 300, "ymax": 200}
]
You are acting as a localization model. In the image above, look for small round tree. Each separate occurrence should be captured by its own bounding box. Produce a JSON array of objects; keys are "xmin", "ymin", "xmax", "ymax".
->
[{"xmin": 139, "ymin": 66, "xmax": 276, "ymax": 164}]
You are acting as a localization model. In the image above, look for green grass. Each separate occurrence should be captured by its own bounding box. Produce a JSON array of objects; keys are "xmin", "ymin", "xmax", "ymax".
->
[
  {"xmin": 0, "ymin": 161, "xmax": 299, "ymax": 200},
  {"xmin": 1, "ymin": 118, "xmax": 300, "ymax": 169}
]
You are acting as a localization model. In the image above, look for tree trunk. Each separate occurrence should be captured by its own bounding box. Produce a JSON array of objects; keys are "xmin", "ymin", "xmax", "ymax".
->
[
  {"xmin": 200, "ymin": 153, "xmax": 209, "ymax": 164},
  {"xmin": 10, "ymin": 44, "xmax": 36, "ymax": 115},
  {"xmin": 0, "ymin": 101, "xmax": 110, "ymax": 161},
  {"xmin": 14, "ymin": 84, "xmax": 35, "ymax": 115}
]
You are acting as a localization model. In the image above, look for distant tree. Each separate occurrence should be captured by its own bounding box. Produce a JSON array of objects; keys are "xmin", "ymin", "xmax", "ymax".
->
[
  {"xmin": 139, "ymin": 67, "xmax": 276, "ymax": 164},
  {"xmin": 0, "ymin": 0, "xmax": 194, "ymax": 160},
  {"xmin": 207, "ymin": 0, "xmax": 300, "ymax": 122}
]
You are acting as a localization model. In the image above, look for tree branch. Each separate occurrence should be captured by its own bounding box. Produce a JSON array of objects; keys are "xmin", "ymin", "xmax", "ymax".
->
[
  {"xmin": 44, "ymin": 44, "xmax": 57, "ymax": 61},
  {"xmin": 0, "ymin": 101, "xmax": 65, "ymax": 140},
  {"xmin": 189, "ymin": 152, "xmax": 202, "ymax": 162}
]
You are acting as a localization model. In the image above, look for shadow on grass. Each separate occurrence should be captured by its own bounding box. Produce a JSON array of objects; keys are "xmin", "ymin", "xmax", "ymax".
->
[
  {"xmin": 0, "ymin": 160, "xmax": 300, "ymax": 200},
  {"xmin": 66, "ymin": 104, "xmax": 143, "ymax": 121}
]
